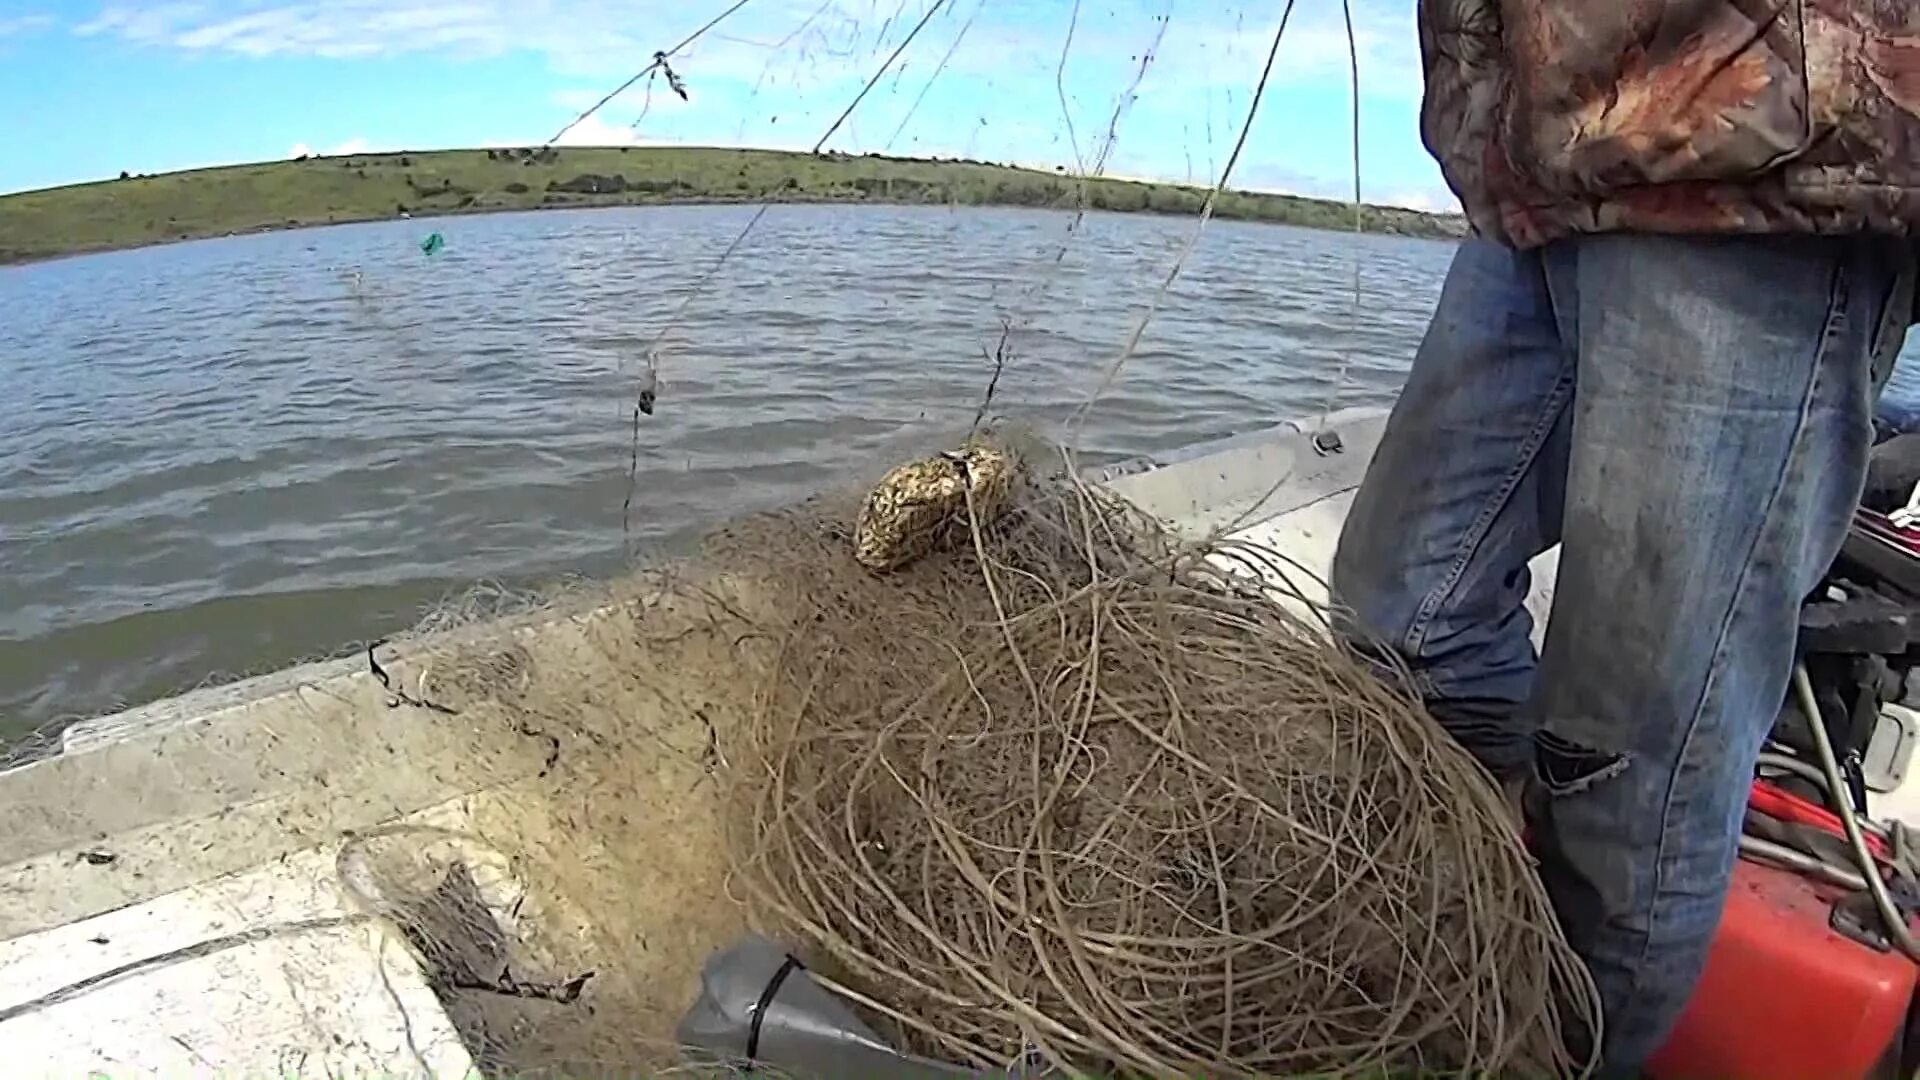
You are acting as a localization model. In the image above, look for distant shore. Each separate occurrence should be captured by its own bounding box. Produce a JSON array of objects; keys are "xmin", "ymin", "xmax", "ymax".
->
[{"xmin": 0, "ymin": 146, "xmax": 1466, "ymax": 266}]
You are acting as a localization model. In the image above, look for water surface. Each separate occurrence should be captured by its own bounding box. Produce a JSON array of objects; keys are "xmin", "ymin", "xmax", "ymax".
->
[{"xmin": 0, "ymin": 203, "xmax": 1458, "ymax": 737}]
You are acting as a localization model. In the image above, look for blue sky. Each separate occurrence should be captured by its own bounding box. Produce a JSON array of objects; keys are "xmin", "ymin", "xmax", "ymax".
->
[{"xmin": 0, "ymin": 1, "xmax": 1458, "ymax": 210}]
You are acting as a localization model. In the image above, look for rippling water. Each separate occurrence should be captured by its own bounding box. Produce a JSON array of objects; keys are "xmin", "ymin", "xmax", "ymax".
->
[{"xmin": 0, "ymin": 205, "xmax": 1453, "ymax": 738}]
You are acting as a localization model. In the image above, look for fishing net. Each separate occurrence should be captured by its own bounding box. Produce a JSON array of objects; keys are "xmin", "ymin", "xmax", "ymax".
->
[
  {"xmin": 313, "ymin": 434, "xmax": 1600, "ymax": 1079},
  {"xmin": 725, "ymin": 443, "xmax": 1598, "ymax": 1076}
]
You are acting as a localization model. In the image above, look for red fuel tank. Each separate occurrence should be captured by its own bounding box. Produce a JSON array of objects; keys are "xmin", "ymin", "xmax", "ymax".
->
[{"xmin": 1649, "ymin": 857, "xmax": 1916, "ymax": 1080}]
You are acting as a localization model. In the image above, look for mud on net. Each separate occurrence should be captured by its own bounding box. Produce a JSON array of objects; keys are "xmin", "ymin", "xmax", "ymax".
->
[{"xmin": 711, "ymin": 439, "xmax": 1601, "ymax": 1077}]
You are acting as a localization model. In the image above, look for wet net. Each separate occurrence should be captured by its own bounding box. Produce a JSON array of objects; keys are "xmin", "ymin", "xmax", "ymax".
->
[
  {"xmin": 299, "ymin": 434, "xmax": 1600, "ymax": 1078},
  {"xmin": 721, "ymin": 445, "xmax": 1600, "ymax": 1075}
]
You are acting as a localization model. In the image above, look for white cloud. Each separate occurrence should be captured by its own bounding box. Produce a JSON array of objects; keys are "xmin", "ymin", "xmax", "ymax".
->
[
  {"xmin": 77, "ymin": 4, "xmax": 209, "ymax": 42},
  {"xmin": 551, "ymin": 113, "xmax": 641, "ymax": 147},
  {"xmin": 0, "ymin": 13, "xmax": 53, "ymax": 38},
  {"xmin": 547, "ymin": 112, "xmax": 692, "ymax": 149},
  {"xmin": 1126, "ymin": 6, "xmax": 1417, "ymax": 100},
  {"xmin": 79, "ymin": 0, "xmax": 1433, "ymax": 195},
  {"xmin": 73, "ymin": 1, "xmax": 769, "ymax": 71},
  {"xmin": 286, "ymin": 136, "xmax": 377, "ymax": 158},
  {"xmin": 71, "ymin": 0, "xmax": 1422, "ymax": 98},
  {"xmin": 1379, "ymin": 187, "xmax": 1463, "ymax": 215}
]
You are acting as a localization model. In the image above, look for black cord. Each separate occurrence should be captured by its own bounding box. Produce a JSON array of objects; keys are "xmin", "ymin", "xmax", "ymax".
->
[
  {"xmin": 808, "ymin": 0, "xmax": 949, "ymax": 154},
  {"xmin": 745, "ymin": 953, "xmax": 803, "ymax": 1061},
  {"xmin": 366, "ymin": 640, "xmax": 459, "ymax": 715},
  {"xmin": 545, "ymin": 0, "xmax": 760, "ymax": 147}
]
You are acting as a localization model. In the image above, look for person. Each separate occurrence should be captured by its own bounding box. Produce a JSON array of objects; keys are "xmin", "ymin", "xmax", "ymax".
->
[
  {"xmin": 1878, "ymin": 345, "xmax": 1920, "ymax": 437},
  {"xmin": 1329, "ymin": 5, "xmax": 1919, "ymax": 1076}
]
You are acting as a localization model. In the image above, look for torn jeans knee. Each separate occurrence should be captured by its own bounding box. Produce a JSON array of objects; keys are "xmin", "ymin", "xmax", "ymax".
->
[{"xmin": 1535, "ymin": 729, "xmax": 1631, "ymax": 796}]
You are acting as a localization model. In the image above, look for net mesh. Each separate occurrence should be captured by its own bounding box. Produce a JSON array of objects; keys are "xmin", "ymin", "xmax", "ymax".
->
[{"xmin": 322, "ymin": 437, "xmax": 1600, "ymax": 1077}]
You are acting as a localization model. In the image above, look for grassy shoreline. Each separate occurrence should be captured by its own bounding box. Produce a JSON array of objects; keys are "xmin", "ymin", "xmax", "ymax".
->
[{"xmin": 0, "ymin": 146, "xmax": 1465, "ymax": 265}]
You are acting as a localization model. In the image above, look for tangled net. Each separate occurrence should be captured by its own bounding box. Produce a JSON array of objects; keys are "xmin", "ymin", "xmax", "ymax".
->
[
  {"xmin": 718, "ymin": 441, "xmax": 1601, "ymax": 1078},
  {"xmin": 323, "ymin": 435, "xmax": 1597, "ymax": 1078}
]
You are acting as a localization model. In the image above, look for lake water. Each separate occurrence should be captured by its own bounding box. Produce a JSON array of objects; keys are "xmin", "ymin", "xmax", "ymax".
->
[
  {"xmin": 10, "ymin": 206, "xmax": 1919, "ymax": 746},
  {"xmin": 0, "ymin": 205, "xmax": 1454, "ymax": 740}
]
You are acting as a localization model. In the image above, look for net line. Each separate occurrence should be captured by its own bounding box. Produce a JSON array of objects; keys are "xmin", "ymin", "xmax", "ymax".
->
[
  {"xmin": 544, "ymin": 0, "xmax": 762, "ymax": 149},
  {"xmin": 584, "ymin": 0, "xmax": 1372, "ymax": 544},
  {"xmin": 618, "ymin": 0, "xmax": 961, "ymax": 549}
]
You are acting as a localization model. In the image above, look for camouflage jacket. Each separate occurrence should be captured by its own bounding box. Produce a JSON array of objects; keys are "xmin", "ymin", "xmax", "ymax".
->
[{"xmin": 1419, "ymin": 0, "xmax": 1920, "ymax": 250}]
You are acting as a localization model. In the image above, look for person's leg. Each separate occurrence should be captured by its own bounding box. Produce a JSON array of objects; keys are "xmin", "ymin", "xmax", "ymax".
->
[
  {"xmin": 1528, "ymin": 233, "xmax": 1913, "ymax": 1075},
  {"xmin": 1331, "ymin": 237, "xmax": 1573, "ymax": 778},
  {"xmin": 1875, "ymin": 345, "xmax": 1920, "ymax": 434}
]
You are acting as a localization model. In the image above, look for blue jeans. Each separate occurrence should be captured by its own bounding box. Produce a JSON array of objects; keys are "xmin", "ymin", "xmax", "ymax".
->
[
  {"xmin": 1879, "ymin": 350, "xmax": 1920, "ymax": 434},
  {"xmin": 1331, "ymin": 233, "xmax": 1913, "ymax": 1074}
]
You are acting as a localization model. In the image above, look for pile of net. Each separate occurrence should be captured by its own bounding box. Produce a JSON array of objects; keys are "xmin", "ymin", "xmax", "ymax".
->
[{"xmin": 714, "ymin": 437, "xmax": 1601, "ymax": 1078}]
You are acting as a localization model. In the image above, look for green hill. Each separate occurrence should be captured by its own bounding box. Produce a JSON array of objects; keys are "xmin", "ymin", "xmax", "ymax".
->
[{"xmin": 0, "ymin": 146, "xmax": 1464, "ymax": 264}]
